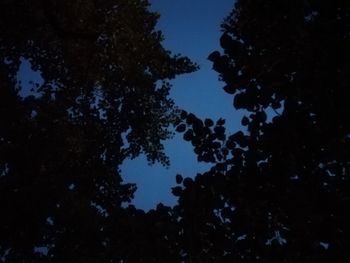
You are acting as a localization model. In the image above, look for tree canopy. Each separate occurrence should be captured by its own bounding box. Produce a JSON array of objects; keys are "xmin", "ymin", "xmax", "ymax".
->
[
  {"xmin": 174, "ymin": 0, "xmax": 350, "ymax": 261},
  {"xmin": 1, "ymin": 0, "xmax": 350, "ymax": 262},
  {"xmin": 0, "ymin": 0, "xmax": 196, "ymax": 261}
]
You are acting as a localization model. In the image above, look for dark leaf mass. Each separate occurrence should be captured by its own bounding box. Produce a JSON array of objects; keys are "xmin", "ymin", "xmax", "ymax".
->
[
  {"xmin": 175, "ymin": 174, "xmax": 183, "ymax": 184},
  {"xmin": 0, "ymin": 0, "xmax": 196, "ymax": 261},
  {"xmin": 175, "ymin": 123, "xmax": 187, "ymax": 133},
  {"xmin": 173, "ymin": 0, "xmax": 350, "ymax": 261},
  {"xmin": 1, "ymin": 0, "xmax": 350, "ymax": 262}
]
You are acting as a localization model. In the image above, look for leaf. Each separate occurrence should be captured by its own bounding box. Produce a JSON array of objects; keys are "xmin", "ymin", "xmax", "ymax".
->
[
  {"xmin": 183, "ymin": 129, "xmax": 194, "ymax": 141},
  {"xmin": 193, "ymin": 118, "xmax": 204, "ymax": 135},
  {"xmin": 176, "ymin": 174, "xmax": 183, "ymax": 184},
  {"xmin": 220, "ymin": 33, "xmax": 233, "ymax": 50},
  {"xmin": 208, "ymin": 51, "xmax": 221, "ymax": 62},
  {"xmin": 214, "ymin": 126, "xmax": 225, "ymax": 135},
  {"xmin": 204, "ymin": 118, "xmax": 214, "ymax": 127},
  {"xmin": 241, "ymin": 116, "xmax": 249, "ymax": 126},
  {"xmin": 191, "ymin": 137, "xmax": 201, "ymax": 147},
  {"xmin": 183, "ymin": 177, "xmax": 194, "ymax": 188},
  {"xmin": 233, "ymin": 92, "xmax": 248, "ymax": 109},
  {"xmin": 180, "ymin": 110, "xmax": 188, "ymax": 119},
  {"xmin": 186, "ymin": 113, "xmax": 196, "ymax": 125},
  {"xmin": 223, "ymin": 85, "xmax": 236, "ymax": 94},
  {"xmin": 230, "ymin": 131, "xmax": 244, "ymax": 142},
  {"xmin": 226, "ymin": 138, "xmax": 236, "ymax": 150},
  {"xmin": 171, "ymin": 186, "xmax": 183, "ymax": 197},
  {"xmin": 175, "ymin": 124, "xmax": 186, "ymax": 133},
  {"xmin": 216, "ymin": 118, "xmax": 225, "ymax": 126}
]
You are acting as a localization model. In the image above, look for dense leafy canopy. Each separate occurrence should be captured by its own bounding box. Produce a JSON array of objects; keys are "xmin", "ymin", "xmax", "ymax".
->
[
  {"xmin": 0, "ymin": 0, "xmax": 196, "ymax": 261},
  {"xmin": 1, "ymin": 0, "xmax": 350, "ymax": 262},
  {"xmin": 174, "ymin": 0, "xmax": 350, "ymax": 261}
]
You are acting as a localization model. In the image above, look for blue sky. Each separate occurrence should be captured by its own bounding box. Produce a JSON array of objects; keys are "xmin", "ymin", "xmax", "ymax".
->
[{"xmin": 121, "ymin": 0, "xmax": 245, "ymax": 210}]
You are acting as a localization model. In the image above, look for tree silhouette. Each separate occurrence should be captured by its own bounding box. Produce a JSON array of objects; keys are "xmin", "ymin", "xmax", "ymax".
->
[
  {"xmin": 173, "ymin": 0, "xmax": 350, "ymax": 262},
  {"xmin": 0, "ymin": 0, "xmax": 196, "ymax": 261},
  {"xmin": 2, "ymin": 0, "xmax": 350, "ymax": 262}
]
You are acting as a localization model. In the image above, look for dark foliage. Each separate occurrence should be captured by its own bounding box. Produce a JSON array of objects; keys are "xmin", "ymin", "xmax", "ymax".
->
[
  {"xmin": 0, "ymin": 0, "xmax": 197, "ymax": 261},
  {"xmin": 1, "ymin": 0, "xmax": 350, "ymax": 262},
  {"xmin": 174, "ymin": 0, "xmax": 350, "ymax": 262}
]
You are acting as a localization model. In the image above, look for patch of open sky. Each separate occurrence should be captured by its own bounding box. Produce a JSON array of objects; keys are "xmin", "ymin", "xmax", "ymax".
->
[
  {"xmin": 121, "ymin": 0, "xmax": 245, "ymax": 210},
  {"xmin": 17, "ymin": 57, "xmax": 44, "ymax": 98},
  {"xmin": 265, "ymin": 100, "xmax": 285, "ymax": 123},
  {"xmin": 121, "ymin": 1, "xmax": 293, "ymax": 210},
  {"xmin": 121, "ymin": 132, "xmax": 213, "ymax": 209}
]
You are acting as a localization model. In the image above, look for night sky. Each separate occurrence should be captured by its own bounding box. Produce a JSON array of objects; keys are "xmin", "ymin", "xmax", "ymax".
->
[{"xmin": 121, "ymin": 0, "xmax": 245, "ymax": 210}]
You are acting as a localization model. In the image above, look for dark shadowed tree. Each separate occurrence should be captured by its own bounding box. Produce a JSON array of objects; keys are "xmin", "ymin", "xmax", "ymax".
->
[
  {"xmin": 173, "ymin": 0, "xmax": 350, "ymax": 262},
  {"xmin": 0, "ymin": 0, "xmax": 196, "ymax": 261}
]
